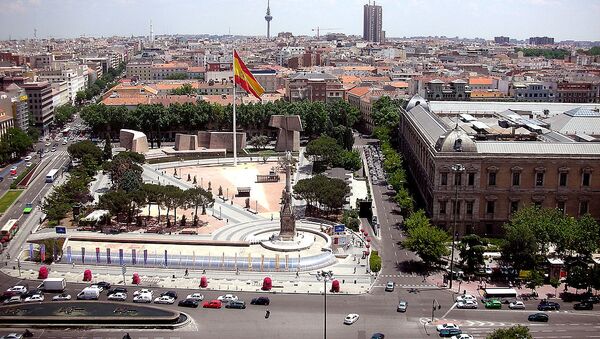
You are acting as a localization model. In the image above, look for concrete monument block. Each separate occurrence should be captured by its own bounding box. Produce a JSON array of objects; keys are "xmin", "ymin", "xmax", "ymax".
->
[
  {"xmin": 174, "ymin": 133, "xmax": 198, "ymax": 151},
  {"xmin": 197, "ymin": 131, "xmax": 246, "ymax": 152},
  {"xmin": 119, "ymin": 129, "xmax": 149, "ymax": 154},
  {"xmin": 269, "ymin": 115, "xmax": 303, "ymax": 152}
]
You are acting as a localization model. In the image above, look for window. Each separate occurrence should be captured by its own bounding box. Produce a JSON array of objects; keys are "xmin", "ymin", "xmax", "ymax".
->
[
  {"xmin": 441, "ymin": 173, "xmax": 448, "ymax": 186},
  {"xmin": 454, "ymin": 173, "xmax": 462, "ymax": 186},
  {"xmin": 488, "ymin": 172, "xmax": 497, "ymax": 186},
  {"xmin": 512, "ymin": 172, "xmax": 520, "ymax": 186},
  {"xmin": 439, "ymin": 201, "xmax": 446, "ymax": 215},
  {"xmin": 579, "ymin": 201, "xmax": 589, "ymax": 215},
  {"xmin": 486, "ymin": 201, "xmax": 495, "ymax": 214},
  {"xmin": 466, "ymin": 202, "xmax": 473, "ymax": 215},
  {"xmin": 557, "ymin": 201, "xmax": 566, "ymax": 214},
  {"xmin": 582, "ymin": 172, "xmax": 591, "ymax": 186},
  {"xmin": 510, "ymin": 201, "xmax": 519, "ymax": 214},
  {"xmin": 536, "ymin": 172, "xmax": 544, "ymax": 186},
  {"xmin": 559, "ymin": 172, "xmax": 568, "ymax": 187},
  {"xmin": 468, "ymin": 173, "xmax": 475, "ymax": 186}
]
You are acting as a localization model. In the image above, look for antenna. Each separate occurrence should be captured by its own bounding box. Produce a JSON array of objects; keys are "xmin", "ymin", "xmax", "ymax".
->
[{"xmin": 34, "ymin": 28, "xmax": 37, "ymax": 39}]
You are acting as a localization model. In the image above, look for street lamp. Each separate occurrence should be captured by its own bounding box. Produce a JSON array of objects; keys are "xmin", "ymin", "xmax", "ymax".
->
[
  {"xmin": 449, "ymin": 163, "xmax": 465, "ymax": 290},
  {"xmin": 317, "ymin": 270, "xmax": 334, "ymax": 339}
]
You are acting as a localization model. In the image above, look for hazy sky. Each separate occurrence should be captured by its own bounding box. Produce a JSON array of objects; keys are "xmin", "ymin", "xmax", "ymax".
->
[{"xmin": 1, "ymin": 0, "xmax": 599, "ymax": 41}]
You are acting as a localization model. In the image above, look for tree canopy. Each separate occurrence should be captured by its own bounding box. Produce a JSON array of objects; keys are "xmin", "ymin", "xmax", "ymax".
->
[
  {"xmin": 403, "ymin": 210, "xmax": 450, "ymax": 266},
  {"xmin": 486, "ymin": 325, "xmax": 533, "ymax": 339},
  {"xmin": 293, "ymin": 174, "xmax": 350, "ymax": 215}
]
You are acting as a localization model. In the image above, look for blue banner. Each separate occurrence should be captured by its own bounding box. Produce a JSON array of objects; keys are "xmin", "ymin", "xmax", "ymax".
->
[
  {"xmin": 81, "ymin": 247, "xmax": 85, "ymax": 264},
  {"xmin": 40, "ymin": 244, "xmax": 46, "ymax": 262},
  {"xmin": 106, "ymin": 248, "xmax": 111, "ymax": 264},
  {"xmin": 119, "ymin": 249, "xmax": 124, "ymax": 266},
  {"xmin": 96, "ymin": 247, "xmax": 100, "ymax": 263},
  {"xmin": 164, "ymin": 250, "xmax": 168, "ymax": 266},
  {"xmin": 67, "ymin": 246, "xmax": 72, "ymax": 263},
  {"xmin": 143, "ymin": 249, "xmax": 148, "ymax": 265},
  {"xmin": 29, "ymin": 243, "xmax": 34, "ymax": 260},
  {"xmin": 132, "ymin": 249, "xmax": 137, "ymax": 265}
]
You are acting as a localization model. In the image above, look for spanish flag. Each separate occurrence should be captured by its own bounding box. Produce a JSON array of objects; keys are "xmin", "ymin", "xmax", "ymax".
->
[{"xmin": 233, "ymin": 50, "xmax": 265, "ymax": 100}]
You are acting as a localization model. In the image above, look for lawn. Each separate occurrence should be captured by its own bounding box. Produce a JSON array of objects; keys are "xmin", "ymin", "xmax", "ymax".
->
[{"xmin": 0, "ymin": 190, "xmax": 23, "ymax": 214}]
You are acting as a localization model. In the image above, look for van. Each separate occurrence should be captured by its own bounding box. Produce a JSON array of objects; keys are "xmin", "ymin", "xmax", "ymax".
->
[
  {"xmin": 226, "ymin": 300, "xmax": 246, "ymax": 309},
  {"xmin": 76, "ymin": 287, "xmax": 100, "ymax": 300},
  {"xmin": 38, "ymin": 278, "xmax": 66, "ymax": 292}
]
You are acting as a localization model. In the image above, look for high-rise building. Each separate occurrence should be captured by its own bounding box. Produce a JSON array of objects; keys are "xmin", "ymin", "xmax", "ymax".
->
[
  {"xmin": 494, "ymin": 36, "xmax": 510, "ymax": 44},
  {"xmin": 529, "ymin": 36, "xmax": 554, "ymax": 45},
  {"xmin": 265, "ymin": 0, "xmax": 273, "ymax": 39},
  {"xmin": 22, "ymin": 81, "xmax": 54, "ymax": 133},
  {"xmin": 363, "ymin": 1, "xmax": 383, "ymax": 43}
]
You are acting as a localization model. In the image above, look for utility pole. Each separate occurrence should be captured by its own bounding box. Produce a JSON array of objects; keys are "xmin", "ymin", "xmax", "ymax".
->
[{"xmin": 449, "ymin": 163, "xmax": 464, "ymax": 290}]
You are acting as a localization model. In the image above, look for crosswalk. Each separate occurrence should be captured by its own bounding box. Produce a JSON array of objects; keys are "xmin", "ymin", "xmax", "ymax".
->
[{"xmin": 379, "ymin": 273, "xmax": 419, "ymax": 278}]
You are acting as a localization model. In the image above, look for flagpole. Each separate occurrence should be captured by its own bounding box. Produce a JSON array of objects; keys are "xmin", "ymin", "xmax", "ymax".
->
[{"xmin": 232, "ymin": 49, "xmax": 238, "ymax": 166}]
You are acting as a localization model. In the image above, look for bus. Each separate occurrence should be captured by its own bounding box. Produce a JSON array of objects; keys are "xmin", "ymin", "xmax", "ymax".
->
[
  {"xmin": 1, "ymin": 219, "xmax": 19, "ymax": 241},
  {"xmin": 483, "ymin": 288, "xmax": 518, "ymax": 300},
  {"xmin": 46, "ymin": 169, "xmax": 59, "ymax": 183},
  {"xmin": 62, "ymin": 127, "xmax": 71, "ymax": 137}
]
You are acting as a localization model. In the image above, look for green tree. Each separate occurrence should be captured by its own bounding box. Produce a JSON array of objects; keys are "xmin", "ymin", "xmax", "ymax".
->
[
  {"xmin": 165, "ymin": 73, "xmax": 188, "ymax": 80},
  {"xmin": 0, "ymin": 128, "xmax": 33, "ymax": 161},
  {"xmin": 54, "ymin": 104, "xmax": 77, "ymax": 127},
  {"xmin": 404, "ymin": 209, "xmax": 429, "ymax": 231},
  {"xmin": 99, "ymin": 190, "xmax": 131, "ymax": 222},
  {"xmin": 394, "ymin": 188, "xmax": 414, "ymax": 214},
  {"xmin": 486, "ymin": 325, "xmax": 533, "ymax": 339},
  {"xmin": 565, "ymin": 260, "xmax": 591, "ymax": 291},
  {"xmin": 525, "ymin": 269, "xmax": 545, "ymax": 293},
  {"xmin": 369, "ymin": 250, "xmax": 382, "ymax": 272},
  {"xmin": 248, "ymin": 135, "xmax": 269, "ymax": 150},
  {"xmin": 306, "ymin": 136, "xmax": 341, "ymax": 165},
  {"xmin": 458, "ymin": 234, "xmax": 486, "ymax": 274},
  {"xmin": 403, "ymin": 215, "xmax": 450, "ymax": 267},
  {"xmin": 169, "ymin": 83, "xmax": 195, "ymax": 95},
  {"xmin": 549, "ymin": 277, "xmax": 561, "ymax": 298}
]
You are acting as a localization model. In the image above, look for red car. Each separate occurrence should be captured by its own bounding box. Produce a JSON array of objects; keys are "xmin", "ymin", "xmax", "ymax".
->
[{"xmin": 203, "ymin": 300, "xmax": 222, "ymax": 309}]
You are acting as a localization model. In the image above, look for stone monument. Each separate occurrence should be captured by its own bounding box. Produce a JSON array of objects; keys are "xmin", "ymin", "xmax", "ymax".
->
[
  {"xmin": 278, "ymin": 151, "xmax": 296, "ymax": 240},
  {"xmin": 269, "ymin": 115, "xmax": 303, "ymax": 152}
]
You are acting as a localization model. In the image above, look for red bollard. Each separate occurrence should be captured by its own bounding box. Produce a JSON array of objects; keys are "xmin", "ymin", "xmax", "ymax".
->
[
  {"xmin": 262, "ymin": 277, "xmax": 272, "ymax": 291},
  {"xmin": 200, "ymin": 276, "xmax": 208, "ymax": 288}
]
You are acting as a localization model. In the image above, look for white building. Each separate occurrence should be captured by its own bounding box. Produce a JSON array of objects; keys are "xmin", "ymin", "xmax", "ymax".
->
[{"xmin": 37, "ymin": 66, "xmax": 88, "ymax": 104}]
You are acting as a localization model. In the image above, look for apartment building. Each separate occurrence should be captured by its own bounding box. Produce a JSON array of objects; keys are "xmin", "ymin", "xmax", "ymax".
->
[
  {"xmin": 0, "ymin": 83, "xmax": 30, "ymax": 132},
  {"xmin": 285, "ymin": 72, "xmax": 344, "ymax": 103},
  {"xmin": 22, "ymin": 81, "xmax": 54, "ymax": 133}
]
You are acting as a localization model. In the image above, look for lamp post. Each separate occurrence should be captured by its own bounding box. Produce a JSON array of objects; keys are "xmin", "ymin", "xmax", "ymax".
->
[
  {"xmin": 449, "ymin": 164, "xmax": 464, "ymax": 290},
  {"xmin": 317, "ymin": 270, "xmax": 334, "ymax": 339}
]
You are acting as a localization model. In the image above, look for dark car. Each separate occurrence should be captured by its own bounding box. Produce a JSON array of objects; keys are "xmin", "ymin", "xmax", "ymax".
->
[
  {"xmin": 178, "ymin": 298, "xmax": 199, "ymax": 308},
  {"xmin": 439, "ymin": 328, "xmax": 462, "ymax": 337},
  {"xmin": 96, "ymin": 282, "xmax": 111, "ymax": 290},
  {"xmin": 22, "ymin": 289, "xmax": 43, "ymax": 299},
  {"xmin": 528, "ymin": 313, "xmax": 549, "ymax": 322},
  {"xmin": 107, "ymin": 287, "xmax": 128, "ymax": 295},
  {"xmin": 251, "ymin": 297, "xmax": 270, "ymax": 305},
  {"xmin": 574, "ymin": 302, "xmax": 594, "ymax": 310},
  {"xmin": 583, "ymin": 296, "xmax": 600, "ymax": 304},
  {"xmin": 371, "ymin": 333, "xmax": 385, "ymax": 339},
  {"xmin": 225, "ymin": 300, "xmax": 246, "ymax": 309},
  {"xmin": 161, "ymin": 291, "xmax": 178, "ymax": 299},
  {"xmin": 537, "ymin": 301, "xmax": 560, "ymax": 311}
]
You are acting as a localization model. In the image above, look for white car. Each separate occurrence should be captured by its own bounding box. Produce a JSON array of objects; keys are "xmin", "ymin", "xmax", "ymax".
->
[
  {"xmin": 1, "ymin": 333, "xmax": 24, "ymax": 339},
  {"xmin": 344, "ymin": 313, "xmax": 360, "ymax": 325},
  {"xmin": 437, "ymin": 323, "xmax": 460, "ymax": 332},
  {"xmin": 217, "ymin": 294, "xmax": 238, "ymax": 303},
  {"xmin": 108, "ymin": 292, "xmax": 127, "ymax": 301},
  {"xmin": 52, "ymin": 293, "xmax": 71, "ymax": 301},
  {"xmin": 24, "ymin": 156, "xmax": 32, "ymax": 161},
  {"xmin": 133, "ymin": 289, "xmax": 153, "ymax": 297},
  {"xmin": 89, "ymin": 285, "xmax": 103, "ymax": 292},
  {"xmin": 3, "ymin": 296, "xmax": 21, "ymax": 305},
  {"xmin": 6, "ymin": 286, "xmax": 27, "ymax": 295},
  {"xmin": 509, "ymin": 301, "xmax": 526, "ymax": 310},
  {"xmin": 451, "ymin": 334, "xmax": 474, "ymax": 339},
  {"xmin": 133, "ymin": 294, "xmax": 152, "ymax": 303},
  {"xmin": 154, "ymin": 296, "xmax": 175, "ymax": 304},
  {"xmin": 24, "ymin": 294, "xmax": 44, "ymax": 303},
  {"xmin": 456, "ymin": 294, "xmax": 476, "ymax": 303},
  {"xmin": 186, "ymin": 293, "xmax": 204, "ymax": 301},
  {"xmin": 457, "ymin": 300, "xmax": 478, "ymax": 309},
  {"xmin": 25, "ymin": 162, "xmax": 32, "ymax": 167}
]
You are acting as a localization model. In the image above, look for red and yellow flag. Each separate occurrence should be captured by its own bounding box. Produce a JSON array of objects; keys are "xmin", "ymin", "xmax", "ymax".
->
[{"xmin": 233, "ymin": 50, "xmax": 265, "ymax": 100}]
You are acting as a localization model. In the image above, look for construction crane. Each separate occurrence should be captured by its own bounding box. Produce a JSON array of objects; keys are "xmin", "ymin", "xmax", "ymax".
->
[{"xmin": 311, "ymin": 27, "xmax": 340, "ymax": 39}]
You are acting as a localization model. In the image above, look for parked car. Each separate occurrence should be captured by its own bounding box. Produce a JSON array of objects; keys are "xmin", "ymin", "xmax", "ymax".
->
[
  {"xmin": 178, "ymin": 298, "xmax": 199, "ymax": 308},
  {"xmin": 133, "ymin": 289, "xmax": 153, "ymax": 297},
  {"xmin": 133, "ymin": 294, "xmax": 152, "ymax": 303},
  {"xmin": 457, "ymin": 300, "xmax": 478, "ymax": 309},
  {"xmin": 107, "ymin": 292, "xmax": 127, "ymax": 301},
  {"xmin": 385, "ymin": 281, "xmax": 395, "ymax": 292},
  {"xmin": 485, "ymin": 300, "xmax": 502, "ymax": 309},
  {"xmin": 456, "ymin": 294, "xmax": 476, "ymax": 303},
  {"xmin": 371, "ymin": 333, "xmax": 385, "ymax": 339},
  {"xmin": 6, "ymin": 286, "xmax": 27, "ymax": 295},
  {"xmin": 437, "ymin": 323, "xmax": 460, "ymax": 332},
  {"xmin": 450, "ymin": 334, "xmax": 474, "ymax": 339},
  {"xmin": 107, "ymin": 287, "xmax": 128, "ymax": 296},
  {"xmin": 52, "ymin": 293, "xmax": 71, "ymax": 301},
  {"xmin": 574, "ymin": 302, "xmax": 594, "ymax": 310},
  {"xmin": 185, "ymin": 293, "xmax": 204, "ymax": 301},
  {"xmin": 509, "ymin": 301, "xmax": 526, "ymax": 309},
  {"xmin": 24, "ymin": 156, "xmax": 32, "ymax": 161},
  {"xmin": 225, "ymin": 300, "xmax": 246, "ymax": 309},
  {"xmin": 344, "ymin": 313, "xmax": 360, "ymax": 325},
  {"xmin": 160, "ymin": 291, "xmax": 178, "ymax": 299},
  {"xmin": 528, "ymin": 313, "xmax": 549, "ymax": 322},
  {"xmin": 0, "ymin": 333, "xmax": 24, "ymax": 339},
  {"xmin": 397, "ymin": 300, "xmax": 407, "ymax": 312},
  {"xmin": 24, "ymin": 294, "xmax": 44, "ymax": 303},
  {"xmin": 251, "ymin": 297, "xmax": 270, "ymax": 305},
  {"xmin": 154, "ymin": 296, "xmax": 175, "ymax": 304},
  {"xmin": 217, "ymin": 294, "xmax": 238, "ymax": 303},
  {"xmin": 22, "ymin": 289, "xmax": 43, "ymax": 299},
  {"xmin": 95, "ymin": 282, "xmax": 111, "ymax": 291},
  {"xmin": 439, "ymin": 328, "xmax": 462, "ymax": 337},
  {"xmin": 203, "ymin": 300, "xmax": 222, "ymax": 309},
  {"xmin": 538, "ymin": 301, "xmax": 560, "ymax": 311},
  {"xmin": 3, "ymin": 296, "xmax": 22, "ymax": 305}
]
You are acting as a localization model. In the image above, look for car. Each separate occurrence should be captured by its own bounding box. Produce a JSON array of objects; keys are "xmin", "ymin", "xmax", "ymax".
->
[
  {"xmin": 178, "ymin": 298, "xmax": 199, "ymax": 308},
  {"xmin": 371, "ymin": 333, "xmax": 385, "ymax": 339},
  {"xmin": 6, "ymin": 286, "xmax": 27, "ymax": 295},
  {"xmin": 160, "ymin": 291, "xmax": 178, "ymax": 299},
  {"xmin": 436, "ymin": 323, "xmax": 460, "ymax": 332},
  {"xmin": 485, "ymin": 300, "xmax": 502, "ymax": 309},
  {"xmin": 185, "ymin": 293, "xmax": 204, "ymax": 301},
  {"xmin": 439, "ymin": 328, "xmax": 462, "ymax": 337},
  {"xmin": 225, "ymin": 300, "xmax": 246, "ymax": 309},
  {"xmin": 52, "ymin": 293, "xmax": 71, "ymax": 301},
  {"xmin": 45, "ymin": 142, "xmax": 51, "ymax": 147},
  {"xmin": 24, "ymin": 156, "xmax": 32, "ymax": 161},
  {"xmin": 509, "ymin": 301, "xmax": 526, "ymax": 310},
  {"xmin": 574, "ymin": 302, "xmax": 594, "ymax": 310},
  {"xmin": 154, "ymin": 296, "xmax": 175, "ymax": 304},
  {"xmin": 455, "ymin": 294, "xmax": 476, "ymax": 303},
  {"xmin": 3, "ymin": 296, "xmax": 22, "ymax": 305},
  {"xmin": 107, "ymin": 287, "xmax": 128, "ymax": 295},
  {"xmin": 133, "ymin": 294, "xmax": 152, "ymax": 303},
  {"xmin": 203, "ymin": 300, "xmax": 222, "ymax": 309},
  {"xmin": 385, "ymin": 281, "xmax": 395, "ymax": 292},
  {"xmin": 397, "ymin": 300, "xmax": 407, "ymax": 312},
  {"xmin": 537, "ymin": 301, "xmax": 560, "ymax": 311},
  {"xmin": 24, "ymin": 294, "xmax": 44, "ymax": 303},
  {"xmin": 0, "ymin": 333, "xmax": 23, "ymax": 339},
  {"xmin": 25, "ymin": 162, "xmax": 33, "ymax": 168},
  {"xmin": 133, "ymin": 289, "xmax": 153, "ymax": 296},
  {"xmin": 51, "ymin": 147, "xmax": 56, "ymax": 152},
  {"xmin": 62, "ymin": 140, "xmax": 67, "ymax": 145},
  {"xmin": 23, "ymin": 203, "xmax": 33, "ymax": 214},
  {"xmin": 450, "ymin": 334, "xmax": 474, "ymax": 339},
  {"xmin": 528, "ymin": 312, "xmax": 549, "ymax": 322},
  {"xmin": 583, "ymin": 296, "xmax": 600, "ymax": 304},
  {"xmin": 107, "ymin": 292, "xmax": 127, "ymax": 301},
  {"xmin": 457, "ymin": 300, "xmax": 478, "ymax": 309},
  {"xmin": 22, "ymin": 289, "xmax": 43, "ymax": 299},
  {"xmin": 251, "ymin": 297, "xmax": 270, "ymax": 305},
  {"xmin": 217, "ymin": 294, "xmax": 238, "ymax": 303},
  {"xmin": 344, "ymin": 313, "xmax": 360, "ymax": 325},
  {"xmin": 95, "ymin": 282, "xmax": 111, "ymax": 290},
  {"xmin": 386, "ymin": 185, "xmax": 394, "ymax": 190}
]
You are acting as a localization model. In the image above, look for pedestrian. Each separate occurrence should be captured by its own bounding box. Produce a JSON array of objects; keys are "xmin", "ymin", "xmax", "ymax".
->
[
  {"xmin": 72, "ymin": 262, "xmax": 75, "ymax": 268},
  {"xmin": 185, "ymin": 268, "xmax": 188, "ymax": 276},
  {"xmin": 296, "ymin": 271, "xmax": 299, "ymax": 278}
]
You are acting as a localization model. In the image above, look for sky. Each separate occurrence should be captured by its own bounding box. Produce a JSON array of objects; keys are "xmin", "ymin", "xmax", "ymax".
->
[{"xmin": 1, "ymin": 0, "xmax": 599, "ymax": 41}]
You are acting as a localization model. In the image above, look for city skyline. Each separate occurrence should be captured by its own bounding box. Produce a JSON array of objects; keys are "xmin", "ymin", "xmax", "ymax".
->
[{"xmin": 0, "ymin": 0, "xmax": 599, "ymax": 41}]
